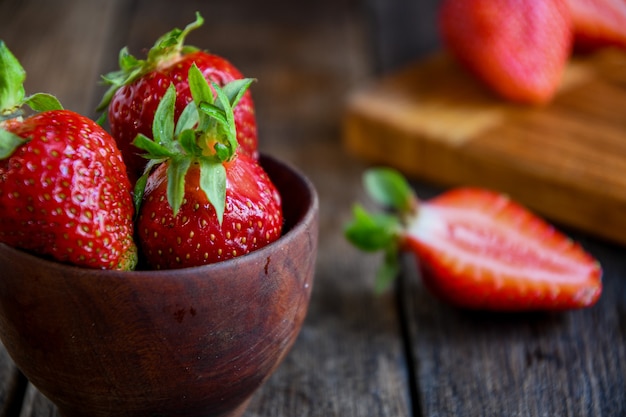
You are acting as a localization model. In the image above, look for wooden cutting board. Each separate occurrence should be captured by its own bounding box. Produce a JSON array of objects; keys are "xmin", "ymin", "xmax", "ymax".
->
[{"xmin": 343, "ymin": 49, "xmax": 626, "ymax": 246}]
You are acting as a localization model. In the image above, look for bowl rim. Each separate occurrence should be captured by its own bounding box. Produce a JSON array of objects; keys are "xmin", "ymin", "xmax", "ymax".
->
[{"xmin": 0, "ymin": 154, "xmax": 319, "ymax": 278}]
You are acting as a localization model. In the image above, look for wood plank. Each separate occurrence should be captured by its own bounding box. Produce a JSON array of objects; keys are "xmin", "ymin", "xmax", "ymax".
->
[
  {"xmin": 343, "ymin": 50, "xmax": 626, "ymax": 245},
  {"xmin": 400, "ymin": 231, "xmax": 626, "ymax": 416}
]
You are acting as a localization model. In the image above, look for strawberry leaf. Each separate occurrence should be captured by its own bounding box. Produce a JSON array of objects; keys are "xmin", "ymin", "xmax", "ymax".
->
[
  {"xmin": 213, "ymin": 142, "xmax": 231, "ymax": 162},
  {"xmin": 188, "ymin": 63, "xmax": 214, "ymax": 103},
  {"xmin": 178, "ymin": 129, "xmax": 202, "ymax": 156},
  {"xmin": 345, "ymin": 204, "xmax": 402, "ymax": 292},
  {"xmin": 221, "ymin": 78, "xmax": 255, "ymax": 109},
  {"xmin": 0, "ymin": 42, "xmax": 63, "ymax": 121},
  {"xmin": 97, "ymin": 47, "xmax": 146, "ymax": 114},
  {"xmin": 0, "ymin": 128, "xmax": 28, "ymax": 159},
  {"xmin": 364, "ymin": 168, "xmax": 415, "ymax": 214},
  {"xmin": 24, "ymin": 93, "xmax": 63, "ymax": 112},
  {"xmin": 133, "ymin": 159, "xmax": 162, "ymax": 216},
  {"xmin": 211, "ymin": 81, "xmax": 238, "ymax": 156},
  {"xmin": 133, "ymin": 170, "xmax": 150, "ymax": 216},
  {"xmin": 345, "ymin": 204, "xmax": 400, "ymax": 252},
  {"xmin": 153, "ymin": 83, "xmax": 176, "ymax": 148},
  {"xmin": 167, "ymin": 157, "xmax": 192, "ymax": 216},
  {"xmin": 175, "ymin": 101, "xmax": 199, "ymax": 136},
  {"xmin": 199, "ymin": 158, "xmax": 226, "ymax": 225},
  {"xmin": 133, "ymin": 134, "xmax": 175, "ymax": 159},
  {"xmin": 197, "ymin": 102, "xmax": 228, "ymax": 129},
  {"xmin": 345, "ymin": 184, "xmax": 405, "ymax": 292},
  {"xmin": 0, "ymin": 41, "xmax": 25, "ymax": 115}
]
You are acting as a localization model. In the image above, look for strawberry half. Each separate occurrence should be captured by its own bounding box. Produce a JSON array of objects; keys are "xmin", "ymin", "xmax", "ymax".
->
[
  {"xmin": 565, "ymin": 0, "xmax": 626, "ymax": 51},
  {"xmin": 97, "ymin": 13, "xmax": 258, "ymax": 184},
  {"xmin": 0, "ymin": 42, "xmax": 137, "ymax": 270},
  {"xmin": 345, "ymin": 168, "xmax": 602, "ymax": 311},
  {"xmin": 438, "ymin": 0, "xmax": 573, "ymax": 105},
  {"xmin": 133, "ymin": 64, "xmax": 282, "ymax": 270}
]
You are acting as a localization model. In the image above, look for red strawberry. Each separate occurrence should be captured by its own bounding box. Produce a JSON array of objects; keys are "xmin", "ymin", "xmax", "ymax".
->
[
  {"xmin": 345, "ymin": 168, "xmax": 602, "ymax": 311},
  {"xmin": 97, "ymin": 13, "xmax": 258, "ymax": 184},
  {"xmin": 565, "ymin": 0, "xmax": 626, "ymax": 50},
  {"xmin": 0, "ymin": 42, "xmax": 137, "ymax": 270},
  {"xmin": 138, "ymin": 154, "xmax": 282, "ymax": 269},
  {"xmin": 438, "ymin": 0, "xmax": 573, "ymax": 104},
  {"xmin": 133, "ymin": 65, "xmax": 282, "ymax": 270}
]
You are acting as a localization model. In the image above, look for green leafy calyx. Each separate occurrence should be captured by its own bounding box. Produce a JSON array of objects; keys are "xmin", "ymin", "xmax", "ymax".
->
[
  {"xmin": 132, "ymin": 63, "xmax": 253, "ymax": 224},
  {"xmin": 344, "ymin": 168, "xmax": 417, "ymax": 291},
  {"xmin": 0, "ymin": 41, "xmax": 63, "ymax": 160},
  {"xmin": 97, "ymin": 12, "xmax": 204, "ymax": 114}
]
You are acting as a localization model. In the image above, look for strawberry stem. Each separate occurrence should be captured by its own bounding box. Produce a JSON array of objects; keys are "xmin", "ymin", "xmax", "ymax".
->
[{"xmin": 97, "ymin": 12, "xmax": 204, "ymax": 115}]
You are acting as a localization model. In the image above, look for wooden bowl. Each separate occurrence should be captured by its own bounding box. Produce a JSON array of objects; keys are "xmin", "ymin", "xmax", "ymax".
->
[{"xmin": 0, "ymin": 155, "xmax": 318, "ymax": 417}]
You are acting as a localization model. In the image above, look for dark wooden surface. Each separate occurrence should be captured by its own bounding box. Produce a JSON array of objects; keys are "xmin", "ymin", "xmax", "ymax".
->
[{"xmin": 0, "ymin": 0, "xmax": 625, "ymax": 416}]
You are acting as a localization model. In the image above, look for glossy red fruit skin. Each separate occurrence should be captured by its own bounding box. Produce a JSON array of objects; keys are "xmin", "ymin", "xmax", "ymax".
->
[
  {"xmin": 403, "ymin": 188, "xmax": 602, "ymax": 311},
  {"xmin": 438, "ymin": 0, "xmax": 573, "ymax": 104},
  {"xmin": 137, "ymin": 153, "xmax": 283, "ymax": 270},
  {"xmin": 566, "ymin": 0, "xmax": 626, "ymax": 51},
  {"xmin": 108, "ymin": 51, "xmax": 258, "ymax": 183},
  {"xmin": 0, "ymin": 110, "xmax": 136, "ymax": 270}
]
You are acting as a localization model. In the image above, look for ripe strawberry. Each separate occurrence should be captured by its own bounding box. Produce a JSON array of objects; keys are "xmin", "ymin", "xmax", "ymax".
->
[
  {"xmin": 565, "ymin": 0, "xmax": 626, "ymax": 51},
  {"xmin": 97, "ymin": 13, "xmax": 258, "ymax": 184},
  {"xmin": 0, "ymin": 42, "xmax": 137, "ymax": 270},
  {"xmin": 438, "ymin": 0, "xmax": 573, "ymax": 105},
  {"xmin": 345, "ymin": 168, "xmax": 602, "ymax": 311},
  {"xmin": 138, "ymin": 154, "xmax": 282, "ymax": 269},
  {"xmin": 133, "ymin": 65, "xmax": 282, "ymax": 270}
]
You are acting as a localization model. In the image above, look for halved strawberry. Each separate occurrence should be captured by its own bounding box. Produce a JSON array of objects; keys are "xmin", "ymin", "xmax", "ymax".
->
[
  {"xmin": 97, "ymin": 13, "xmax": 258, "ymax": 184},
  {"xmin": 565, "ymin": 0, "xmax": 626, "ymax": 51},
  {"xmin": 438, "ymin": 0, "xmax": 573, "ymax": 104},
  {"xmin": 0, "ymin": 42, "xmax": 137, "ymax": 270},
  {"xmin": 345, "ymin": 168, "xmax": 602, "ymax": 311},
  {"xmin": 133, "ymin": 64, "xmax": 282, "ymax": 270}
]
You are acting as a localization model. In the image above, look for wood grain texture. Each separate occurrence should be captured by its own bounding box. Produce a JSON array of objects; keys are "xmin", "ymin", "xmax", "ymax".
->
[{"xmin": 343, "ymin": 50, "xmax": 626, "ymax": 245}]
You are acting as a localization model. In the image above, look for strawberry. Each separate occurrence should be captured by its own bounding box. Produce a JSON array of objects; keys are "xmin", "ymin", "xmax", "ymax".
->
[
  {"xmin": 438, "ymin": 0, "xmax": 573, "ymax": 105},
  {"xmin": 97, "ymin": 13, "xmax": 258, "ymax": 184},
  {"xmin": 565, "ymin": 0, "xmax": 626, "ymax": 51},
  {"xmin": 0, "ymin": 42, "xmax": 137, "ymax": 270},
  {"xmin": 345, "ymin": 168, "xmax": 602, "ymax": 311},
  {"xmin": 133, "ymin": 64, "xmax": 282, "ymax": 270}
]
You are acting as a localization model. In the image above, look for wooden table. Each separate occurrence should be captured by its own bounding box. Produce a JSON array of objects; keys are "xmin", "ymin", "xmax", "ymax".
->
[{"xmin": 0, "ymin": 0, "xmax": 624, "ymax": 416}]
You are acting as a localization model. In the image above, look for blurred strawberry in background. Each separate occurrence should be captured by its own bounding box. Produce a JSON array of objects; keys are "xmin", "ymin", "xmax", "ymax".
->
[
  {"xmin": 438, "ymin": 0, "xmax": 573, "ymax": 105},
  {"xmin": 565, "ymin": 0, "xmax": 626, "ymax": 51}
]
